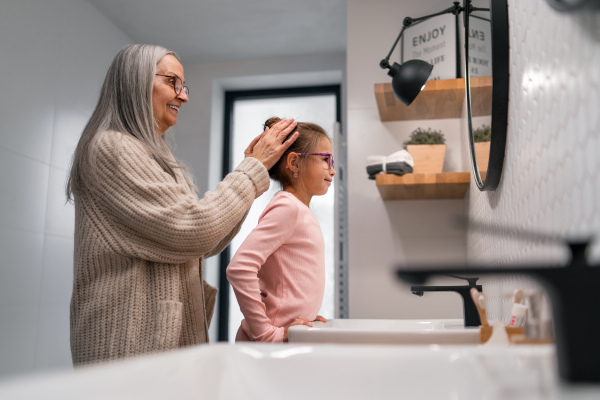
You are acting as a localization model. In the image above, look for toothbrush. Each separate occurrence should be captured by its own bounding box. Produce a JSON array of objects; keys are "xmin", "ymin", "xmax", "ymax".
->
[
  {"xmin": 509, "ymin": 289, "xmax": 527, "ymax": 327},
  {"xmin": 478, "ymin": 294, "xmax": 490, "ymax": 327},
  {"xmin": 470, "ymin": 288, "xmax": 489, "ymax": 327},
  {"xmin": 513, "ymin": 289, "xmax": 523, "ymax": 304}
]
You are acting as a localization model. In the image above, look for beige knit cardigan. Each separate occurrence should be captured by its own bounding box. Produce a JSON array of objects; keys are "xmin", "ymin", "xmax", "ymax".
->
[{"xmin": 70, "ymin": 131, "xmax": 270, "ymax": 365}]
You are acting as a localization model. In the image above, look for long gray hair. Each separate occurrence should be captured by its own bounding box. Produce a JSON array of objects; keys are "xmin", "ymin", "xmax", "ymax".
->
[{"xmin": 66, "ymin": 44, "xmax": 194, "ymax": 202}]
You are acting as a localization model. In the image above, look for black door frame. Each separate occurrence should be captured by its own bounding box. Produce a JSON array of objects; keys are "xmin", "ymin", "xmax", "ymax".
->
[{"xmin": 218, "ymin": 85, "xmax": 342, "ymax": 341}]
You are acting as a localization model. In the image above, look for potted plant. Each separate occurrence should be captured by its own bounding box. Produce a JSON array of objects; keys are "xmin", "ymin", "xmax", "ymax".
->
[
  {"xmin": 473, "ymin": 125, "xmax": 491, "ymax": 172},
  {"xmin": 403, "ymin": 128, "xmax": 446, "ymax": 173}
]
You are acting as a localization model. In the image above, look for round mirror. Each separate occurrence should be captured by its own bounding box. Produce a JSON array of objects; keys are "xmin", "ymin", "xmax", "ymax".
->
[{"xmin": 464, "ymin": 0, "xmax": 509, "ymax": 191}]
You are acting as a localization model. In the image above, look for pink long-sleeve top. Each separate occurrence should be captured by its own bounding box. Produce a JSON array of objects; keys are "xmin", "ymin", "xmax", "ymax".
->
[{"xmin": 226, "ymin": 191, "xmax": 325, "ymax": 342}]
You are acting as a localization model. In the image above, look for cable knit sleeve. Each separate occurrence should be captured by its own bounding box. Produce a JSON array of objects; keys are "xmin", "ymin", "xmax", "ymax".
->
[
  {"xmin": 88, "ymin": 131, "xmax": 270, "ymax": 264},
  {"xmin": 226, "ymin": 198, "xmax": 299, "ymax": 343},
  {"xmin": 203, "ymin": 208, "xmax": 251, "ymax": 259}
]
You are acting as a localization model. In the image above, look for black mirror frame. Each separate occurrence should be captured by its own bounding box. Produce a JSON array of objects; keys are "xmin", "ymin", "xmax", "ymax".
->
[{"xmin": 464, "ymin": 0, "xmax": 509, "ymax": 191}]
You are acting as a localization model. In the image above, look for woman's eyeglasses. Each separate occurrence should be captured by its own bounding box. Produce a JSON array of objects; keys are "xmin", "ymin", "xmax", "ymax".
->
[
  {"xmin": 155, "ymin": 74, "xmax": 189, "ymax": 96},
  {"xmin": 295, "ymin": 153, "xmax": 334, "ymax": 169}
]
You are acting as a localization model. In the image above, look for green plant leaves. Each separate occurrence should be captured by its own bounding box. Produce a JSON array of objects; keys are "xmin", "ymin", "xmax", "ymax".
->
[
  {"xmin": 473, "ymin": 125, "xmax": 491, "ymax": 142},
  {"xmin": 403, "ymin": 127, "xmax": 446, "ymax": 149}
]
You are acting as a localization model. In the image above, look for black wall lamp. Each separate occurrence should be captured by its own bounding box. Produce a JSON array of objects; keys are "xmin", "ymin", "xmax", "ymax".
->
[
  {"xmin": 379, "ymin": 2, "xmax": 464, "ymax": 106},
  {"xmin": 379, "ymin": 1, "xmax": 488, "ymax": 106}
]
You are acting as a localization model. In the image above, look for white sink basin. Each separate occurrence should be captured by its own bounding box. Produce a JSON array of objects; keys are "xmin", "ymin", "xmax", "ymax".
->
[
  {"xmin": 0, "ymin": 343, "xmax": 580, "ymax": 400},
  {"xmin": 288, "ymin": 318, "xmax": 480, "ymax": 345}
]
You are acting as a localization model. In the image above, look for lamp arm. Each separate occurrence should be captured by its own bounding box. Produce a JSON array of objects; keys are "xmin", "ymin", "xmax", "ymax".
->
[
  {"xmin": 409, "ymin": 2, "xmax": 464, "ymax": 24},
  {"xmin": 380, "ymin": 25, "xmax": 407, "ymax": 69},
  {"xmin": 379, "ymin": 2, "xmax": 464, "ymax": 70}
]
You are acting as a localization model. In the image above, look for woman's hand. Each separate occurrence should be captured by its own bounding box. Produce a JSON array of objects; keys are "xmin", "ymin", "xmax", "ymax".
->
[
  {"xmin": 283, "ymin": 316, "xmax": 313, "ymax": 342},
  {"xmin": 245, "ymin": 118, "xmax": 299, "ymax": 170}
]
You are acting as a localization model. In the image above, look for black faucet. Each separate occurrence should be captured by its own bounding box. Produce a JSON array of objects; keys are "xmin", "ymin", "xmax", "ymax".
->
[
  {"xmin": 397, "ymin": 239, "xmax": 600, "ymax": 384},
  {"xmin": 410, "ymin": 275, "xmax": 482, "ymax": 327}
]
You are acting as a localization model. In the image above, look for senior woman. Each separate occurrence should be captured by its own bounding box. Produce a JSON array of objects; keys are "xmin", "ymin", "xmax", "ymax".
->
[{"xmin": 66, "ymin": 44, "xmax": 298, "ymax": 366}]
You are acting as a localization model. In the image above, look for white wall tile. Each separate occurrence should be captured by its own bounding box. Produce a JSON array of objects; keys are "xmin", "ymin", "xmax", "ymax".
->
[
  {"xmin": 52, "ymin": 0, "xmax": 132, "ymax": 114},
  {"xmin": 0, "ymin": 0, "xmax": 60, "ymax": 163},
  {"xmin": 39, "ymin": 235, "xmax": 74, "ymax": 306},
  {"xmin": 0, "ymin": 305, "xmax": 38, "ymax": 379},
  {"xmin": 34, "ymin": 305, "xmax": 72, "ymax": 373},
  {"xmin": 0, "ymin": 228, "xmax": 44, "ymax": 305},
  {"xmin": 0, "ymin": 148, "xmax": 50, "ymax": 233},
  {"xmin": 50, "ymin": 104, "xmax": 89, "ymax": 171},
  {"xmin": 44, "ymin": 167, "xmax": 75, "ymax": 238}
]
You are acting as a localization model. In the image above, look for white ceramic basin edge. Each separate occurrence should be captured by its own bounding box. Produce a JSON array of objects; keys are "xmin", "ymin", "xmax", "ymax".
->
[{"xmin": 288, "ymin": 318, "xmax": 480, "ymax": 345}]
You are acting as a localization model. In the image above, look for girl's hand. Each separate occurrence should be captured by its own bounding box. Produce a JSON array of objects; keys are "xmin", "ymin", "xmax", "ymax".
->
[
  {"xmin": 314, "ymin": 315, "xmax": 328, "ymax": 323},
  {"xmin": 245, "ymin": 118, "xmax": 299, "ymax": 170},
  {"xmin": 283, "ymin": 316, "xmax": 313, "ymax": 342}
]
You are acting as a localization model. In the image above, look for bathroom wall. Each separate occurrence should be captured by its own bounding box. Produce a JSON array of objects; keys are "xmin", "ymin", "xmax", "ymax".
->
[
  {"xmin": 0, "ymin": 0, "xmax": 132, "ymax": 379},
  {"xmin": 346, "ymin": 0, "xmax": 469, "ymax": 320},
  {"xmin": 468, "ymin": 1, "xmax": 600, "ymax": 322}
]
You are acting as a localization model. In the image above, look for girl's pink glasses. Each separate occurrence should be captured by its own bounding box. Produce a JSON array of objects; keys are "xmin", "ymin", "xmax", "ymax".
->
[{"xmin": 295, "ymin": 153, "xmax": 334, "ymax": 169}]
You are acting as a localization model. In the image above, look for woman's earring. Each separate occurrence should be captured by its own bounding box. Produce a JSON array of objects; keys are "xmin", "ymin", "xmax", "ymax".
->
[{"xmin": 286, "ymin": 165, "xmax": 289, "ymax": 169}]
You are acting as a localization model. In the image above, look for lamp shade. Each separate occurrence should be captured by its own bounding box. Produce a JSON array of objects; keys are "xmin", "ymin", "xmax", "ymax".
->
[{"xmin": 387, "ymin": 60, "xmax": 434, "ymax": 106}]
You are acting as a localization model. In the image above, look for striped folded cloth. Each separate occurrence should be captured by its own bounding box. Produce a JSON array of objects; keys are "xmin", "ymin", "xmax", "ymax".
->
[{"xmin": 366, "ymin": 150, "xmax": 414, "ymax": 180}]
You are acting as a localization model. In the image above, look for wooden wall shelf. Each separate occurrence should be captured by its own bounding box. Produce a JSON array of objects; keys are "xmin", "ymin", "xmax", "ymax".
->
[
  {"xmin": 375, "ymin": 78, "xmax": 465, "ymax": 121},
  {"xmin": 375, "ymin": 172, "xmax": 470, "ymax": 200},
  {"xmin": 374, "ymin": 77, "xmax": 492, "ymax": 121},
  {"xmin": 469, "ymin": 75, "xmax": 492, "ymax": 117}
]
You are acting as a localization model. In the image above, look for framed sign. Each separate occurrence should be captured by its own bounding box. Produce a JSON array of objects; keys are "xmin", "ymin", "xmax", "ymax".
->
[
  {"xmin": 401, "ymin": 13, "xmax": 459, "ymax": 80},
  {"xmin": 466, "ymin": 14, "xmax": 492, "ymax": 77}
]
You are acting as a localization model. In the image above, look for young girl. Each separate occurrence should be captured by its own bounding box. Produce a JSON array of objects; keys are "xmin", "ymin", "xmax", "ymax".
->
[{"xmin": 226, "ymin": 117, "xmax": 336, "ymax": 342}]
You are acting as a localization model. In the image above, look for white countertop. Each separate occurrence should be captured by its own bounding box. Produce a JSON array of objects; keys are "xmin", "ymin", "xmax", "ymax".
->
[{"xmin": 1, "ymin": 343, "xmax": 599, "ymax": 399}]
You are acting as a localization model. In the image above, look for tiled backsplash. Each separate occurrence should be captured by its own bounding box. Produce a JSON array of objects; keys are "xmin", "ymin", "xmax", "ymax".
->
[{"xmin": 467, "ymin": 1, "xmax": 600, "ymax": 322}]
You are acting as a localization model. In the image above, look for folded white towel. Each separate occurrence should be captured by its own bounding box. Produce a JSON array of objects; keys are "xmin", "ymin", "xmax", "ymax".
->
[
  {"xmin": 366, "ymin": 150, "xmax": 414, "ymax": 179},
  {"xmin": 386, "ymin": 150, "xmax": 414, "ymax": 167},
  {"xmin": 366, "ymin": 155, "xmax": 386, "ymax": 169}
]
